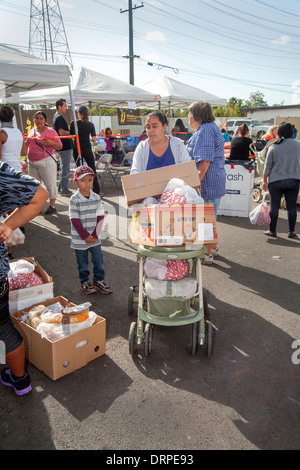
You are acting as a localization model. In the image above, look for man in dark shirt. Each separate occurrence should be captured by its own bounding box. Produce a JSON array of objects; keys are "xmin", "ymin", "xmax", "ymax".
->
[{"xmin": 53, "ymin": 99, "xmax": 73, "ymax": 195}]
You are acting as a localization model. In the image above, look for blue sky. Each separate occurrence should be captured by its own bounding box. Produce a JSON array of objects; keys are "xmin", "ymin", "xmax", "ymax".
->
[{"xmin": 1, "ymin": 0, "xmax": 300, "ymax": 106}]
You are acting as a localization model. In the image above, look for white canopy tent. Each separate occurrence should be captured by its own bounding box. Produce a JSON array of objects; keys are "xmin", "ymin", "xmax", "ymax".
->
[
  {"xmin": 16, "ymin": 66, "xmax": 161, "ymax": 108},
  {"xmin": 142, "ymin": 76, "xmax": 227, "ymax": 110},
  {"xmin": 0, "ymin": 44, "xmax": 72, "ymax": 97},
  {"xmin": 0, "ymin": 43, "xmax": 81, "ymax": 158}
]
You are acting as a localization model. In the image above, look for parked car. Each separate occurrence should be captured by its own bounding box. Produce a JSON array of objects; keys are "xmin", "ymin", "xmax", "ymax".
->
[{"xmin": 222, "ymin": 119, "xmax": 269, "ymax": 139}]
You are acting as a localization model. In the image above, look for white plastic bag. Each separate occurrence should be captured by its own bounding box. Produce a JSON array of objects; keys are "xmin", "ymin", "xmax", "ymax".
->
[
  {"xmin": 144, "ymin": 257, "xmax": 190, "ymax": 281},
  {"xmin": 145, "ymin": 276, "xmax": 197, "ymax": 300},
  {"xmin": 249, "ymin": 193, "xmax": 271, "ymax": 226},
  {"xmin": 0, "ymin": 216, "xmax": 25, "ymax": 247},
  {"xmin": 159, "ymin": 178, "xmax": 203, "ymax": 204}
]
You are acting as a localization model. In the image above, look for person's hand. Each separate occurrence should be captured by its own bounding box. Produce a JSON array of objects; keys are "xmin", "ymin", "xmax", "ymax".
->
[
  {"xmin": 262, "ymin": 182, "xmax": 268, "ymax": 191},
  {"xmin": 0, "ymin": 223, "xmax": 13, "ymax": 244},
  {"xmin": 85, "ymin": 235, "xmax": 97, "ymax": 244}
]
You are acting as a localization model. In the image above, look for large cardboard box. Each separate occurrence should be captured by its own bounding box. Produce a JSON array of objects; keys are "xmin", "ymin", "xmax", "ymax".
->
[
  {"xmin": 218, "ymin": 161, "xmax": 255, "ymax": 218},
  {"xmin": 121, "ymin": 161, "xmax": 200, "ymax": 206},
  {"xmin": 9, "ymin": 257, "xmax": 54, "ymax": 313},
  {"xmin": 11, "ymin": 297, "xmax": 106, "ymax": 381},
  {"xmin": 130, "ymin": 203, "xmax": 217, "ymax": 247}
]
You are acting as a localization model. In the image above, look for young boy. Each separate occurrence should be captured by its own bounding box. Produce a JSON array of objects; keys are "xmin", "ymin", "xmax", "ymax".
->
[{"xmin": 69, "ymin": 165, "xmax": 112, "ymax": 295}]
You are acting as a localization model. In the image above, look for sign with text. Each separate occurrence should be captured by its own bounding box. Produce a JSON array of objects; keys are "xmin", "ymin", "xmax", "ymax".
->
[{"xmin": 117, "ymin": 108, "xmax": 142, "ymax": 126}]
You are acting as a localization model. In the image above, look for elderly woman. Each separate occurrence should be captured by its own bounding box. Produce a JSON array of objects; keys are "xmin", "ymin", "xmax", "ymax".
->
[
  {"xmin": 262, "ymin": 122, "xmax": 300, "ymax": 239},
  {"xmin": 26, "ymin": 111, "xmax": 62, "ymax": 215},
  {"xmin": 131, "ymin": 111, "xmax": 190, "ymax": 174},
  {"xmin": 186, "ymin": 101, "xmax": 226, "ymax": 264}
]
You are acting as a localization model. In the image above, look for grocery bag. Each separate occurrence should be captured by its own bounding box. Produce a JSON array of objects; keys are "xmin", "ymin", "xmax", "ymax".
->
[{"xmin": 249, "ymin": 193, "xmax": 271, "ymax": 225}]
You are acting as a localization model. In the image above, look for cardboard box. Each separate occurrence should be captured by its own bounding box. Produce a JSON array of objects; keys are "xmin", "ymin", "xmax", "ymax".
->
[
  {"xmin": 218, "ymin": 162, "xmax": 255, "ymax": 218},
  {"xmin": 11, "ymin": 296, "xmax": 106, "ymax": 381},
  {"xmin": 130, "ymin": 203, "xmax": 217, "ymax": 247},
  {"xmin": 121, "ymin": 161, "xmax": 200, "ymax": 206},
  {"xmin": 9, "ymin": 257, "xmax": 54, "ymax": 313}
]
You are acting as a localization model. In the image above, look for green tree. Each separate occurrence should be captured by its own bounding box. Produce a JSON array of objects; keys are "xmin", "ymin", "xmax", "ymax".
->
[{"xmin": 244, "ymin": 91, "xmax": 268, "ymax": 108}]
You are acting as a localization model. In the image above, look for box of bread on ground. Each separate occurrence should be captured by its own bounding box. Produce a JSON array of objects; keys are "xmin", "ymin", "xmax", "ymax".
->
[{"xmin": 11, "ymin": 296, "xmax": 106, "ymax": 381}]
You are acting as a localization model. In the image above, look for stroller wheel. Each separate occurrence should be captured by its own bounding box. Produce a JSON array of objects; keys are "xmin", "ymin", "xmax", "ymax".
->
[
  {"xmin": 190, "ymin": 321, "xmax": 199, "ymax": 355},
  {"xmin": 204, "ymin": 320, "xmax": 214, "ymax": 357},
  {"xmin": 252, "ymin": 188, "xmax": 262, "ymax": 203},
  {"xmin": 144, "ymin": 323, "xmax": 153, "ymax": 357},
  {"xmin": 129, "ymin": 321, "xmax": 137, "ymax": 356}
]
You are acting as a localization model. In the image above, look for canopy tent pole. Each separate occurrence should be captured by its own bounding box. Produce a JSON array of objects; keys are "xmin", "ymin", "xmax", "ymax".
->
[{"xmin": 68, "ymin": 84, "xmax": 81, "ymax": 165}]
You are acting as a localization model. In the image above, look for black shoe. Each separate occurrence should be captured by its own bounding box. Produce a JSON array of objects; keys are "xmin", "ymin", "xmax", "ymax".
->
[
  {"xmin": 45, "ymin": 206, "xmax": 57, "ymax": 215},
  {"xmin": 288, "ymin": 232, "xmax": 298, "ymax": 239},
  {"xmin": 60, "ymin": 190, "xmax": 72, "ymax": 196},
  {"xmin": 0, "ymin": 368, "xmax": 32, "ymax": 396},
  {"xmin": 264, "ymin": 230, "xmax": 277, "ymax": 238}
]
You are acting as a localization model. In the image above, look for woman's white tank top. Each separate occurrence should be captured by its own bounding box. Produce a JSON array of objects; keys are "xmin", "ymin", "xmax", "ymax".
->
[{"xmin": 1, "ymin": 127, "xmax": 23, "ymax": 171}]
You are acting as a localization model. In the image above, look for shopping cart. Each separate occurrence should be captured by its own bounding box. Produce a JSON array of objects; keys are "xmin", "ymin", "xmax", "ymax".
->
[{"xmin": 128, "ymin": 244, "xmax": 214, "ymax": 357}]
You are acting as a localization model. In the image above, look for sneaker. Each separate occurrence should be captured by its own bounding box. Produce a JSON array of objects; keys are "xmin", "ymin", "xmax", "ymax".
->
[
  {"xmin": 0, "ymin": 368, "xmax": 32, "ymax": 396},
  {"xmin": 93, "ymin": 280, "xmax": 112, "ymax": 294},
  {"xmin": 45, "ymin": 206, "xmax": 57, "ymax": 215},
  {"xmin": 204, "ymin": 254, "xmax": 214, "ymax": 265},
  {"xmin": 59, "ymin": 190, "xmax": 72, "ymax": 196},
  {"xmin": 81, "ymin": 281, "xmax": 97, "ymax": 294},
  {"xmin": 211, "ymin": 247, "xmax": 219, "ymax": 257}
]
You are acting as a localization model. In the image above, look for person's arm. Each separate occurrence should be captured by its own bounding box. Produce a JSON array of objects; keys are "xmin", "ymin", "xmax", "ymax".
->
[
  {"xmin": 0, "ymin": 185, "xmax": 48, "ymax": 243},
  {"xmin": 198, "ymin": 160, "xmax": 211, "ymax": 181},
  {"xmin": 0, "ymin": 130, "xmax": 8, "ymax": 158}
]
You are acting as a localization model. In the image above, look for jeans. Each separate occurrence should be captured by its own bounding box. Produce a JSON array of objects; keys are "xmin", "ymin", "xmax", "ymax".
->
[
  {"xmin": 75, "ymin": 244, "xmax": 105, "ymax": 284},
  {"xmin": 204, "ymin": 198, "xmax": 221, "ymax": 221},
  {"xmin": 0, "ymin": 278, "xmax": 23, "ymax": 354},
  {"xmin": 58, "ymin": 149, "xmax": 72, "ymax": 193},
  {"xmin": 268, "ymin": 178, "xmax": 300, "ymax": 233}
]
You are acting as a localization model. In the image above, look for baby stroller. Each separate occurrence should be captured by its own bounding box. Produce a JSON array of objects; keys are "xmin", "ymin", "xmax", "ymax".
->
[
  {"xmin": 250, "ymin": 142, "xmax": 287, "ymax": 209},
  {"xmin": 128, "ymin": 244, "xmax": 214, "ymax": 357}
]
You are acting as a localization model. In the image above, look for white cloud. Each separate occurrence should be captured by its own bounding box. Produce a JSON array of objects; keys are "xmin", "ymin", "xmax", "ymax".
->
[
  {"xmin": 145, "ymin": 31, "xmax": 166, "ymax": 43},
  {"xmin": 271, "ymin": 35, "xmax": 290, "ymax": 46}
]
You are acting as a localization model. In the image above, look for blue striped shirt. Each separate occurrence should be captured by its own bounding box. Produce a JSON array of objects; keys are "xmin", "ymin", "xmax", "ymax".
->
[
  {"xmin": 186, "ymin": 122, "xmax": 226, "ymax": 200},
  {"xmin": 69, "ymin": 189, "xmax": 104, "ymax": 250}
]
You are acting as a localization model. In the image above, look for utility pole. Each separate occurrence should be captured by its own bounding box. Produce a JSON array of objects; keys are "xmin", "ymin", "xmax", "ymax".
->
[{"xmin": 120, "ymin": 1, "xmax": 144, "ymax": 85}]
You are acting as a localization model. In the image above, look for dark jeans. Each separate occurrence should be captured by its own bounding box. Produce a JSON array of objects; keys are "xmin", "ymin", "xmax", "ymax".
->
[
  {"xmin": 75, "ymin": 245, "xmax": 105, "ymax": 284},
  {"xmin": 0, "ymin": 278, "xmax": 23, "ymax": 354},
  {"xmin": 268, "ymin": 179, "xmax": 300, "ymax": 233}
]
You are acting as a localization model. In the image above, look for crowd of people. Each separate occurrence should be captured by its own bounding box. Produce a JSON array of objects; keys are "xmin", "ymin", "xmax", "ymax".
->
[{"xmin": 0, "ymin": 100, "xmax": 299, "ymax": 396}]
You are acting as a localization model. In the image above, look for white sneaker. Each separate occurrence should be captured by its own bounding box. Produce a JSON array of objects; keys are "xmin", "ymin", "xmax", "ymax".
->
[
  {"xmin": 211, "ymin": 247, "xmax": 219, "ymax": 257},
  {"xmin": 204, "ymin": 254, "xmax": 214, "ymax": 265}
]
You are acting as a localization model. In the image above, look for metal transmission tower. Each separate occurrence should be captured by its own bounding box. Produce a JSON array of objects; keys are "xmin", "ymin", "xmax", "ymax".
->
[{"xmin": 28, "ymin": 0, "xmax": 73, "ymax": 69}]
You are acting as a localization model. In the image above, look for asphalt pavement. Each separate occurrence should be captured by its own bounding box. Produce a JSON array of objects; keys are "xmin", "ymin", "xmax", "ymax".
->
[{"xmin": 0, "ymin": 179, "xmax": 299, "ymax": 451}]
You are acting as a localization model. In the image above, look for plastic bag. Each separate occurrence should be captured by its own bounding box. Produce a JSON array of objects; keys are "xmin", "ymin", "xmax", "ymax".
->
[
  {"xmin": 145, "ymin": 276, "xmax": 197, "ymax": 300},
  {"xmin": 0, "ymin": 216, "xmax": 25, "ymax": 247},
  {"xmin": 8, "ymin": 259, "xmax": 43, "ymax": 291},
  {"xmin": 36, "ymin": 311, "xmax": 97, "ymax": 341},
  {"xmin": 159, "ymin": 178, "xmax": 203, "ymax": 205},
  {"xmin": 144, "ymin": 257, "xmax": 190, "ymax": 281},
  {"xmin": 249, "ymin": 193, "xmax": 271, "ymax": 225}
]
